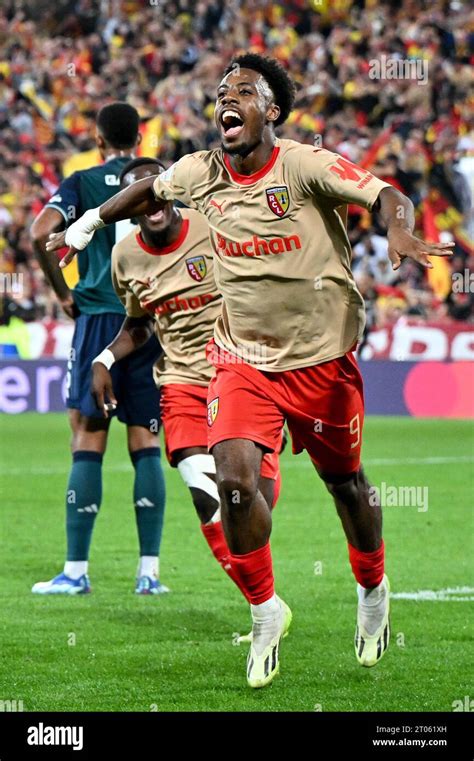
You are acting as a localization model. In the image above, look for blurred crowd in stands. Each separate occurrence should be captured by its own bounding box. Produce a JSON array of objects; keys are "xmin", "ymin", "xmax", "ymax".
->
[{"xmin": 0, "ymin": 0, "xmax": 472, "ymax": 341}]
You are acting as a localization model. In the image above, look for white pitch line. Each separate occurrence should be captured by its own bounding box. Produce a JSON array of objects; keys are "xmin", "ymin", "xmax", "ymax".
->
[
  {"xmin": 391, "ymin": 587, "xmax": 474, "ymax": 602},
  {"xmin": 363, "ymin": 455, "xmax": 474, "ymax": 466},
  {"xmin": 282, "ymin": 455, "xmax": 474, "ymax": 469},
  {"xmin": 1, "ymin": 463, "xmax": 134, "ymax": 476},
  {"xmin": 1, "ymin": 454, "xmax": 473, "ymax": 477}
]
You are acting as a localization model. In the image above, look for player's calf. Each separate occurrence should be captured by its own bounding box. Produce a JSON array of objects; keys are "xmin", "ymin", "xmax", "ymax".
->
[
  {"xmin": 176, "ymin": 451, "xmax": 245, "ymax": 592},
  {"xmin": 320, "ymin": 466, "xmax": 382, "ymax": 553},
  {"xmin": 213, "ymin": 439, "xmax": 290, "ymax": 687},
  {"xmin": 130, "ymin": 445, "xmax": 168, "ymax": 595},
  {"xmin": 317, "ymin": 465, "xmax": 389, "ymax": 666}
]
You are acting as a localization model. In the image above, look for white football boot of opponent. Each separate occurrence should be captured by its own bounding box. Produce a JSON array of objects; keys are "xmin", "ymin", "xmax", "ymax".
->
[
  {"xmin": 355, "ymin": 574, "xmax": 390, "ymax": 667},
  {"xmin": 246, "ymin": 595, "xmax": 292, "ymax": 688}
]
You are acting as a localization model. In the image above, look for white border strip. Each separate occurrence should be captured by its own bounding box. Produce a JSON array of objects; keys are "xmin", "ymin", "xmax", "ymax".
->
[
  {"xmin": 2, "ymin": 454, "xmax": 473, "ymax": 477},
  {"xmin": 391, "ymin": 587, "xmax": 474, "ymax": 602}
]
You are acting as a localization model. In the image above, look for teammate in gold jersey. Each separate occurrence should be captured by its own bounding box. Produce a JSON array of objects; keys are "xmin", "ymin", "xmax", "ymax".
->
[
  {"xmin": 48, "ymin": 55, "xmax": 454, "ymax": 689},
  {"xmin": 90, "ymin": 157, "xmax": 282, "ymax": 608}
]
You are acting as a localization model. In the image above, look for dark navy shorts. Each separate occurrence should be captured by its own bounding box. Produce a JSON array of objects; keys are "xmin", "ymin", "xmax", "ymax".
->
[{"xmin": 66, "ymin": 312, "xmax": 162, "ymax": 427}]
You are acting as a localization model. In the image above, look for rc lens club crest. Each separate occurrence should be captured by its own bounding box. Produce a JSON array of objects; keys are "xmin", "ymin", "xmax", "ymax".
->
[
  {"xmin": 266, "ymin": 186, "xmax": 290, "ymax": 217},
  {"xmin": 207, "ymin": 397, "xmax": 219, "ymax": 426},
  {"xmin": 186, "ymin": 256, "xmax": 207, "ymax": 282}
]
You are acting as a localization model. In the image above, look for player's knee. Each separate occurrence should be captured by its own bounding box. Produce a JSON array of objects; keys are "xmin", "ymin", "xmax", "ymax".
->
[
  {"xmin": 71, "ymin": 416, "xmax": 109, "ymax": 454},
  {"xmin": 217, "ymin": 472, "xmax": 258, "ymax": 510},
  {"xmin": 68, "ymin": 410, "xmax": 81, "ymax": 449},
  {"xmin": 327, "ymin": 480, "xmax": 358, "ymax": 506},
  {"xmin": 322, "ymin": 469, "xmax": 364, "ymax": 506},
  {"xmin": 177, "ymin": 455, "xmax": 220, "ymax": 522},
  {"xmin": 127, "ymin": 425, "xmax": 158, "ymax": 453},
  {"xmin": 213, "ymin": 441, "xmax": 261, "ymax": 509}
]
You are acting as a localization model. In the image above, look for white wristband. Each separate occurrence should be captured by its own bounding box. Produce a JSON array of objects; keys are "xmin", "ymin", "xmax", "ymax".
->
[
  {"xmin": 65, "ymin": 207, "xmax": 105, "ymax": 251},
  {"xmin": 92, "ymin": 348, "xmax": 116, "ymax": 371}
]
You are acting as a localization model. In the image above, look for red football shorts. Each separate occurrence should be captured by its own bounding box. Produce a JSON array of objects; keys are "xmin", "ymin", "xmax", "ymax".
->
[
  {"xmin": 207, "ymin": 346, "xmax": 364, "ymax": 476},
  {"xmin": 160, "ymin": 382, "xmax": 280, "ymax": 481},
  {"xmin": 160, "ymin": 383, "xmax": 209, "ymax": 465}
]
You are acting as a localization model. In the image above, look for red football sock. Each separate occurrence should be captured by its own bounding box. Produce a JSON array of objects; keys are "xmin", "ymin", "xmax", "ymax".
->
[
  {"xmin": 230, "ymin": 543, "xmax": 274, "ymax": 605},
  {"xmin": 348, "ymin": 540, "xmax": 385, "ymax": 588},
  {"xmin": 200, "ymin": 521, "xmax": 246, "ymax": 595}
]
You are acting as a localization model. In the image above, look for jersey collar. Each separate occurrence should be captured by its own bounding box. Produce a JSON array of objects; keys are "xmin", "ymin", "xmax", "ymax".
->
[
  {"xmin": 105, "ymin": 153, "xmax": 134, "ymax": 163},
  {"xmin": 223, "ymin": 145, "xmax": 280, "ymax": 185},
  {"xmin": 136, "ymin": 218, "xmax": 190, "ymax": 255}
]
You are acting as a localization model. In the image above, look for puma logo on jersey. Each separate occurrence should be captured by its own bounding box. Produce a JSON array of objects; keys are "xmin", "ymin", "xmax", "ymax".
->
[
  {"xmin": 216, "ymin": 233, "xmax": 302, "ymax": 257},
  {"xmin": 131, "ymin": 276, "xmax": 158, "ymax": 289},
  {"xmin": 208, "ymin": 199, "xmax": 227, "ymax": 214}
]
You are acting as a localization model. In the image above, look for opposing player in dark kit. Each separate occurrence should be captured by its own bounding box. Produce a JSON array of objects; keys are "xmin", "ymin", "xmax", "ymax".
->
[{"xmin": 31, "ymin": 104, "xmax": 166, "ymax": 596}]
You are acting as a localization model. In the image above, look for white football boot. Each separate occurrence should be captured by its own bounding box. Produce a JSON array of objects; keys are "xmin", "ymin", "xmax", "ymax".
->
[
  {"xmin": 246, "ymin": 596, "xmax": 292, "ymax": 688},
  {"xmin": 355, "ymin": 574, "xmax": 390, "ymax": 667}
]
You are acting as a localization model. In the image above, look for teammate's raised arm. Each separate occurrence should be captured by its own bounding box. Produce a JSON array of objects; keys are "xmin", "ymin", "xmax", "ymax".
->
[
  {"xmin": 102, "ymin": 176, "xmax": 163, "ymax": 224},
  {"xmin": 46, "ymin": 175, "xmax": 164, "ymax": 267}
]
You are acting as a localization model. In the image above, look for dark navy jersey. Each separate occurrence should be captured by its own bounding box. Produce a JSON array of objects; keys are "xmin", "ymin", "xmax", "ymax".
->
[{"xmin": 46, "ymin": 156, "xmax": 135, "ymax": 315}]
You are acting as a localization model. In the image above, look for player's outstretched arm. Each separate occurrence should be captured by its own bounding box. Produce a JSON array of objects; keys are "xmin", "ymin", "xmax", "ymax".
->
[
  {"xmin": 45, "ymin": 176, "xmax": 163, "ymax": 267},
  {"xmin": 91, "ymin": 315, "xmax": 154, "ymax": 417},
  {"xmin": 375, "ymin": 186, "xmax": 455, "ymax": 271}
]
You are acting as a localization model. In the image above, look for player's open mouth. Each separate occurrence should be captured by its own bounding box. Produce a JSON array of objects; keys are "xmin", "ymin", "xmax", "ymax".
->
[
  {"xmin": 146, "ymin": 210, "xmax": 165, "ymax": 223},
  {"xmin": 220, "ymin": 109, "xmax": 244, "ymax": 138}
]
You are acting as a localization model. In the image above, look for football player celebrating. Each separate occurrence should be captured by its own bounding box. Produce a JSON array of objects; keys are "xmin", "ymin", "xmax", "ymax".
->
[
  {"xmin": 47, "ymin": 56, "xmax": 454, "ymax": 687},
  {"xmin": 90, "ymin": 157, "xmax": 285, "ymax": 617},
  {"xmin": 31, "ymin": 104, "xmax": 166, "ymax": 596}
]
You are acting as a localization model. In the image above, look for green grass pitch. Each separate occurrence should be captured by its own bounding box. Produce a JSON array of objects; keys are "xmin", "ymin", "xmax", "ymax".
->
[{"xmin": 0, "ymin": 413, "xmax": 472, "ymax": 712}]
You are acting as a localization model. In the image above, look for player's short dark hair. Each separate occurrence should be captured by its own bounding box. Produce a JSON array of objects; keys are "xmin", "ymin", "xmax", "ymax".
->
[
  {"xmin": 119, "ymin": 157, "xmax": 165, "ymax": 184},
  {"xmin": 223, "ymin": 54, "xmax": 296, "ymax": 126},
  {"xmin": 96, "ymin": 102, "xmax": 140, "ymax": 149}
]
